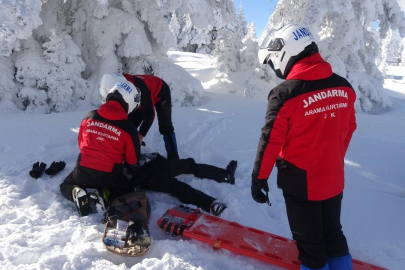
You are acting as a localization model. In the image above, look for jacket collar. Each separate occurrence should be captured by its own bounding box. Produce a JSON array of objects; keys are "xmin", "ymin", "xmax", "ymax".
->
[{"xmin": 286, "ymin": 53, "xmax": 332, "ymax": 81}]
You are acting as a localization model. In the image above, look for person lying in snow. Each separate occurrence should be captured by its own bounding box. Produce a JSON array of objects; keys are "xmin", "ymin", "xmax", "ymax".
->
[
  {"xmin": 126, "ymin": 152, "xmax": 237, "ymax": 217},
  {"xmin": 60, "ymin": 76, "xmax": 236, "ymax": 217}
]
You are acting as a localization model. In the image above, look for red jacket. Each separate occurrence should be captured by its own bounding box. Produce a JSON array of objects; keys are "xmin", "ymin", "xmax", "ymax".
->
[
  {"xmin": 78, "ymin": 101, "xmax": 140, "ymax": 172},
  {"xmin": 123, "ymin": 74, "xmax": 168, "ymax": 136},
  {"xmin": 252, "ymin": 53, "xmax": 357, "ymax": 200}
]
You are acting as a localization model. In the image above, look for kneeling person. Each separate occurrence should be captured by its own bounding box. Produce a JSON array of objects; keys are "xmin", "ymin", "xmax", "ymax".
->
[{"xmin": 60, "ymin": 77, "xmax": 141, "ymax": 216}]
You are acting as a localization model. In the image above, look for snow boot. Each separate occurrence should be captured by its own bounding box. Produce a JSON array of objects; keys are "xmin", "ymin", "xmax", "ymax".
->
[
  {"xmin": 210, "ymin": 201, "xmax": 227, "ymax": 216},
  {"xmin": 163, "ymin": 132, "xmax": 180, "ymax": 160},
  {"xmin": 193, "ymin": 160, "xmax": 237, "ymax": 185},
  {"xmin": 72, "ymin": 186, "xmax": 92, "ymax": 217},
  {"xmin": 88, "ymin": 189, "xmax": 107, "ymax": 214},
  {"xmin": 328, "ymin": 254, "xmax": 353, "ymax": 270},
  {"xmin": 300, "ymin": 263, "xmax": 329, "ymax": 270},
  {"xmin": 224, "ymin": 160, "xmax": 237, "ymax": 185}
]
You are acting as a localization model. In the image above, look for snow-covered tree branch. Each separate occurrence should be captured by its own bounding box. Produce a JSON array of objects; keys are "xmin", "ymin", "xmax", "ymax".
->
[
  {"xmin": 159, "ymin": 0, "xmax": 236, "ymax": 54},
  {"xmin": 0, "ymin": 0, "xmax": 208, "ymax": 113}
]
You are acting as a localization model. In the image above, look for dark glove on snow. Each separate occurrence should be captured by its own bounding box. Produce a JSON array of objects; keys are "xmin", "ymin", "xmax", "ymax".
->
[
  {"xmin": 29, "ymin": 162, "xmax": 47, "ymax": 179},
  {"xmin": 45, "ymin": 161, "xmax": 66, "ymax": 176},
  {"xmin": 251, "ymin": 178, "xmax": 271, "ymax": 206}
]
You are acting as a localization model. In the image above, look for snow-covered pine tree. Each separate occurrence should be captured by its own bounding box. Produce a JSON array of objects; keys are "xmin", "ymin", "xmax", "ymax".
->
[
  {"xmin": 14, "ymin": 37, "xmax": 52, "ymax": 113},
  {"xmin": 168, "ymin": 12, "xmax": 212, "ymax": 53},
  {"xmin": 14, "ymin": 29, "xmax": 88, "ymax": 113},
  {"xmin": 401, "ymin": 38, "xmax": 405, "ymax": 66},
  {"xmin": 0, "ymin": 0, "xmax": 42, "ymax": 111},
  {"xmin": 240, "ymin": 22, "xmax": 259, "ymax": 67},
  {"xmin": 215, "ymin": 25, "xmax": 242, "ymax": 77},
  {"xmin": 42, "ymin": 29, "xmax": 88, "ymax": 112},
  {"xmin": 381, "ymin": 29, "xmax": 402, "ymax": 66},
  {"xmin": 241, "ymin": 22, "xmax": 275, "ymax": 98},
  {"xmin": 67, "ymin": 0, "xmax": 205, "ymax": 107},
  {"xmin": 158, "ymin": 0, "xmax": 236, "ymax": 54},
  {"xmin": 0, "ymin": 56, "xmax": 16, "ymax": 111},
  {"xmin": 177, "ymin": 13, "xmax": 196, "ymax": 51},
  {"xmin": 366, "ymin": 27, "xmax": 383, "ymax": 70},
  {"xmin": 1, "ymin": 0, "xmax": 207, "ymax": 111},
  {"xmin": 0, "ymin": 0, "xmax": 42, "ymax": 56},
  {"xmin": 243, "ymin": 64, "xmax": 277, "ymax": 98},
  {"xmin": 237, "ymin": 2, "xmax": 248, "ymax": 39},
  {"xmin": 263, "ymin": 0, "xmax": 405, "ymax": 113},
  {"xmin": 169, "ymin": 12, "xmax": 181, "ymax": 49}
]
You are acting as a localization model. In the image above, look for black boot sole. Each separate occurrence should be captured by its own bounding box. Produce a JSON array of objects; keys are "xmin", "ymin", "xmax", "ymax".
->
[{"xmin": 76, "ymin": 196, "xmax": 92, "ymax": 217}]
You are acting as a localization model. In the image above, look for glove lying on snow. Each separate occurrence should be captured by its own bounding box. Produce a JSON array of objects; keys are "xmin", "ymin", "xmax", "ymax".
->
[
  {"xmin": 45, "ymin": 161, "xmax": 66, "ymax": 176},
  {"xmin": 29, "ymin": 162, "xmax": 47, "ymax": 179}
]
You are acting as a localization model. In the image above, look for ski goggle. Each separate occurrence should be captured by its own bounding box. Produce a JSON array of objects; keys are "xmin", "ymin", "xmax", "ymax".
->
[
  {"xmin": 134, "ymin": 92, "xmax": 141, "ymax": 104},
  {"xmin": 133, "ymin": 89, "xmax": 141, "ymax": 110},
  {"xmin": 260, "ymin": 30, "xmax": 285, "ymax": 51},
  {"xmin": 261, "ymin": 38, "xmax": 284, "ymax": 51}
]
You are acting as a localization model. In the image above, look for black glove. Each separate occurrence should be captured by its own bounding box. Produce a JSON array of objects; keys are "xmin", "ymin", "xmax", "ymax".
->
[
  {"xmin": 251, "ymin": 178, "xmax": 271, "ymax": 206},
  {"xmin": 29, "ymin": 162, "xmax": 47, "ymax": 179},
  {"xmin": 45, "ymin": 161, "xmax": 66, "ymax": 176}
]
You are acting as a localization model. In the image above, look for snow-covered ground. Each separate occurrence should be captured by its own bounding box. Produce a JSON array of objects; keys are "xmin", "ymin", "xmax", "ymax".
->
[{"xmin": 0, "ymin": 52, "xmax": 404, "ymax": 270}]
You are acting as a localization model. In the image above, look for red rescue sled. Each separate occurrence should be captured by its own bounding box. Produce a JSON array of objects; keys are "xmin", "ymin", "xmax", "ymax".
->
[{"xmin": 157, "ymin": 205, "xmax": 387, "ymax": 270}]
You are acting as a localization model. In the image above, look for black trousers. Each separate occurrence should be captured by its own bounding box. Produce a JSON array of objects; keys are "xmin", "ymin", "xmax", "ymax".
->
[
  {"xmin": 60, "ymin": 155, "xmax": 225, "ymax": 212},
  {"xmin": 283, "ymin": 192, "xmax": 349, "ymax": 269},
  {"xmin": 133, "ymin": 155, "xmax": 225, "ymax": 212},
  {"xmin": 131, "ymin": 81, "xmax": 174, "ymax": 135},
  {"xmin": 60, "ymin": 165, "xmax": 134, "ymax": 202}
]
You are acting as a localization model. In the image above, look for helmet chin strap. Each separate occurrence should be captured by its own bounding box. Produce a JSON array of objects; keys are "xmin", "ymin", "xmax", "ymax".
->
[
  {"xmin": 268, "ymin": 60, "xmax": 285, "ymax": 80},
  {"xmin": 275, "ymin": 69, "xmax": 284, "ymax": 80}
]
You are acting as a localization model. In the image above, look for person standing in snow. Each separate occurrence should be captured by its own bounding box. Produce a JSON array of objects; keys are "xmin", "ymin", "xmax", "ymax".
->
[
  {"xmin": 251, "ymin": 24, "xmax": 356, "ymax": 270},
  {"xmin": 100, "ymin": 73, "xmax": 180, "ymax": 160},
  {"xmin": 60, "ymin": 74, "xmax": 236, "ymax": 217}
]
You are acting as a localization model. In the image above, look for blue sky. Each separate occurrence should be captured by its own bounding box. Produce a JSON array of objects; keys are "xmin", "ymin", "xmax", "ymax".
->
[
  {"xmin": 234, "ymin": 0, "xmax": 405, "ymax": 37},
  {"xmin": 234, "ymin": 0, "xmax": 279, "ymax": 37}
]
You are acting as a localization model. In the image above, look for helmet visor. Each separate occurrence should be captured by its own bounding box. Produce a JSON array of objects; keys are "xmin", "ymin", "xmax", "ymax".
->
[
  {"xmin": 260, "ymin": 30, "xmax": 285, "ymax": 51},
  {"xmin": 133, "ymin": 88, "xmax": 141, "ymax": 110},
  {"xmin": 134, "ymin": 93, "xmax": 141, "ymax": 104}
]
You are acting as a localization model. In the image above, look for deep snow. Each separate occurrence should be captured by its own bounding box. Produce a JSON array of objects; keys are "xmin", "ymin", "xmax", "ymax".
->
[{"xmin": 0, "ymin": 52, "xmax": 404, "ymax": 270}]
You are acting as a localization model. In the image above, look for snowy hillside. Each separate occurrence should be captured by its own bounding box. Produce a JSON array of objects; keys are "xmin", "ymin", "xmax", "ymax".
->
[{"xmin": 0, "ymin": 52, "xmax": 404, "ymax": 270}]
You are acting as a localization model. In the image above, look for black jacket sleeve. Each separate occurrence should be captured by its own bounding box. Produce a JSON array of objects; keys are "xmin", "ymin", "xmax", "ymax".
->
[
  {"xmin": 252, "ymin": 87, "xmax": 288, "ymax": 180},
  {"xmin": 133, "ymin": 76, "xmax": 155, "ymax": 137}
]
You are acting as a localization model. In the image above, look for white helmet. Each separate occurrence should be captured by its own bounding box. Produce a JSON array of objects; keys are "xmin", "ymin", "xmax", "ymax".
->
[
  {"xmin": 258, "ymin": 24, "xmax": 318, "ymax": 79},
  {"xmin": 99, "ymin": 73, "xmax": 127, "ymax": 102},
  {"xmin": 99, "ymin": 73, "xmax": 141, "ymax": 114}
]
